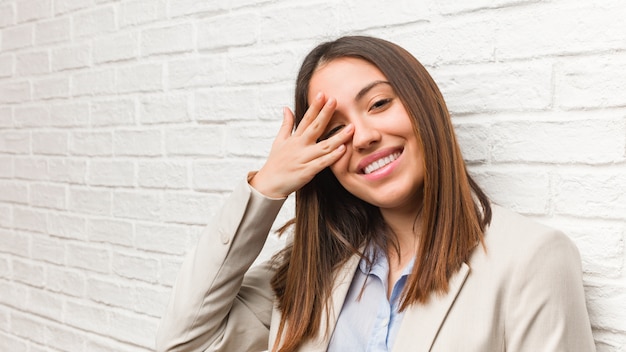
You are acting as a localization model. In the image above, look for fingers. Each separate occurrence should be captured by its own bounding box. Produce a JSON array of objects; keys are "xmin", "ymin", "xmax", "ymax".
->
[
  {"xmin": 294, "ymin": 92, "xmax": 336, "ymax": 139},
  {"xmin": 276, "ymin": 107, "xmax": 295, "ymax": 141}
]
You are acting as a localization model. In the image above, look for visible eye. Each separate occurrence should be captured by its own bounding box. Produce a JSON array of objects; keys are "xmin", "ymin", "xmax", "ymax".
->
[
  {"xmin": 317, "ymin": 125, "xmax": 345, "ymax": 143},
  {"xmin": 369, "ymin": 98, "xmax": 392, "ymax": 112}
]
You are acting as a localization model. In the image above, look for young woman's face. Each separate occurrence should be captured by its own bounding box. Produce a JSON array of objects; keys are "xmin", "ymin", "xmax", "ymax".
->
[{"xmin": 308, "ymin": 57, "xmax": 425, "ymax": 214}]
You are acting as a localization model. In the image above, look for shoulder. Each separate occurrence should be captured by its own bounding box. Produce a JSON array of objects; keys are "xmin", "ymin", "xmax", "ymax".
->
[{"xmin": 485, "ymin": 205, "xmax": 579, "ymax": 257}]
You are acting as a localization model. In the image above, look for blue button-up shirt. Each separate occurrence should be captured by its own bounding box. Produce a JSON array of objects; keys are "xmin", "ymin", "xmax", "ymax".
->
[{"xmin": 328, "ymin": 248, "xmax": 414, "ymax": 351}]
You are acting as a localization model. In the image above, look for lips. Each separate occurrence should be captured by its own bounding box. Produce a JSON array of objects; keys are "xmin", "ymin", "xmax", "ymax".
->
[{"xmin": 358, "ymin": 148, "xmax": 403, "ymax": 174}]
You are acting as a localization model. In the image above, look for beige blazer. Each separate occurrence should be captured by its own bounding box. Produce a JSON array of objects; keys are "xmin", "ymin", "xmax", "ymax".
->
[{"xmin": 156, "ymin": 179, "xmax": 596, "ymax": 352}]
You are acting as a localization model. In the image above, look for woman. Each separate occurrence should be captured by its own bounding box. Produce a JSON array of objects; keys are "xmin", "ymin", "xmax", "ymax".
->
[{"xmin": 156, "ymin": 36, "xmax": 595, "ymax": 352}]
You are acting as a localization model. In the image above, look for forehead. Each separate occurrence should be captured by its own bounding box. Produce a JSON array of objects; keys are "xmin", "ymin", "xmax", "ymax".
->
[{"xmin": 307, "ymin": 57, "xmax": 388, "ymax": 102}]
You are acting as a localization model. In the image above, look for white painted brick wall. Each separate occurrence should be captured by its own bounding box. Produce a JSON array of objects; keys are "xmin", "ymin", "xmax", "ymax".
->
[{"xmin": 0, "ymin": 0, "xmax": 625, "ymax": 351}]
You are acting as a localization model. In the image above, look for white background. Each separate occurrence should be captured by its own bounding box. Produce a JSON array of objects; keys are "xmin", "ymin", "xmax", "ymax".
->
[{"xmin": 0, "ymin": 0, "xmax": 625, "ymax": 350}]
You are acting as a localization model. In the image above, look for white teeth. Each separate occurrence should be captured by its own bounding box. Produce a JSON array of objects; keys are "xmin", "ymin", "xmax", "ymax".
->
[{"xmin": 363, "ymin": 152, "xmax": 401, "ymax": 174}]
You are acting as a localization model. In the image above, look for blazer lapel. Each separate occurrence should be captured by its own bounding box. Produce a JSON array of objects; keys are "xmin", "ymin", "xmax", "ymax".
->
[
  {"xmin": 392, "ymin": 263, "xmax": 470, "ymax": 352},
  {"xmin": 297, "ymin": 253, "xmax": 361, "ymax": 351}
]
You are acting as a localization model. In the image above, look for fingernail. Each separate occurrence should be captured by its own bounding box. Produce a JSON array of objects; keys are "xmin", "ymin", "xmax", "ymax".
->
[
  {"xmin": 316, "ymin": 92, "xmax": 323, "ymax": 101},
  {"xmin": 344, "ymin": 124, "xmax": 354, "ymax": 133}
]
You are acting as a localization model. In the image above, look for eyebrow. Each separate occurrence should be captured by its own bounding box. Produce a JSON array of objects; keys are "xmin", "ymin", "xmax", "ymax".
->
[{"xmin": 354, "ymin": 80, "xmax": 392, "ymax": 102}]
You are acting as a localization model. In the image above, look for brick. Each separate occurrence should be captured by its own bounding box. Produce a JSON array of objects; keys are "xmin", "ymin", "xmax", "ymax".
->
[
  {"xmin": 491, "ymin": 118, "xmax": 625, "ymax": 164},
  {"xmin": 0, "ymin": 131, "xmax": 30, "ymax": 154},
  {"xmin": 0, "ymin": 155, "xmax": 13, "ymax": 178},
  {"xmin": 16, "ymin": 51, "xmax": 50, "ymax": 76},
  {"xmin": 165, "ymin": 127, "xmax": 223, "ymax": 156},
  {"xmin": 112, "ymin": 190, "xmax": 162, "ymax": 221},
  {"xmin": 44, "ymin": 323, "xmax": 85, "ymax": 352},
  {"xmin": 169, "ymin": 0, "xmax": 227, "ymax": 18},
  {"xmin": 72, "ymin": 68, "xmax": 116, "ymax": 96},
  {"xmin": 255, "ymin": 84, "xmax": 292, "ymax": 121},
  {"xmin": 452, "ymin": 122, "xmax": 490, "ymax": 163},
  {"xmin": 15, "ymin": 157, "xmax": 48, "ymax": 181},
  {"xmin": 86, "ymin": 277, "xmax": 135, "ymax": 310},
  {"xmin": 33, "ymin": 76, "xmax": 70, "ymax": 100},
  {"xmin": 585, "ymin": 282, "xmax": 626, "ymax": 332},
  {"xmin": 168, "ymin": 57, "xmax": 226, "ymax": 89},
  {"xmin": 195, "ymin": 87, "xmax": 257, "ymax": 123},
  {"xmin": 197, "ymin": 12, "xmax": 258, "ymax": 50},
  {"xmin": 14, "ymin": 105, "xmax": 50, "ymax": 127},
  {"xmin": 93, "ymin": 32, "xmax": 138, "ymax": 64},
  {"xmin": 29, "ymin": 288, "xmax": 64, "ymax": 321},
  {"xmin": 31, "ymin": 233, "xmax": 65, "ymax": 265},
  {"xmin": 141, "ymin": 23, "xmax": 193, "ymax": 56},
  {"xmin": 433, "ymin": 61, "xmax": 552, "ymax": 114},
  {"xmin": 112, "ymin": 251, "xmax": 158, "ymax": 283},
  {"xmin": 0, "ymin": 180, "xmax": 28, "ymax": 204},
  {"xmin": 0, "ymin": 3, "xmax": 16, "ymax": 28},
  {"xmin": 50, "ymin": 102, "xmax": 90, "ymax": 127},
  {"xmin": 554, "ymin": 170, "xmax": 626, "ymax": 220},
  {"xmin": 91, "ymin": 98, "xmax": 136, "ymax": 126},
  {"xmin": 1, "ymin": 24, "xmax": 33, "ymax": 51},
  {"xmin": 116, "ymin": 63, "xmax": 163, "ymax": 93},
  {"xmin": 0, "ymin": 332, "xmax": 27, "ymax": 351},
  {"xmin": 66, "ymin": 243, "xmax": 111, "ymax": 273},
  {"xmin": 495, "ymin": 2, "xmax": 626, "ymax": 60},
  {"xmin": 47, "ymin": 213, "xmax": 86, "ymax": 240},
  {"xmin": 556, "ymin": 55, "xmax": 626, "ymax": 109},
  {"xmin": 161, "ymin": 192, "xmax": 217, "ymax": 225},
  {"xmin": 134, "ymin": 284, "xmax": 170, "ymax": 317},
  {"xmin": 35, "ymin": 17, "xmax": 70, "ymax": 45},
  {"xmin": 32, "ymin": 131, "xmax": 69, "ymax": 156},
  {"xmin": 193, "ymin": 160, "xmax": 256, "ymax": 192},
  {"xmin": 134, "ymin": 223, "xmax": 190, "ymax": 255},
  {"xmin": 469, "ymin": 167, "xmax": 551, "ymax": 215},
  {"xmin": 108, "ymin": 310, "xmax": 158, "ymax": 348},
  {"xmin": 11, "ymin": 312, "xmax": 45, "ymax": 344},
  {"xmin": 87, "ymin": 218, "xmax": 133, "ymax": 246},
  {"xmin": 16, "ymin": 0, "xmax": 52, "ymax": 23},
  {"xmin": 137, "ymin": 160, "xmax": 188, "ymax": 189},
  {"xmin": 0, "ymin": 54, "xmax": 13, "ymax": 78},
  {"xmin": 120, "ymin": 0, "xmax": 166, "ymax": 27},
  {"xmin": 48, "ymin": 158, "xmax": 87, "ymax": 184},
  {"xmin": 139, "ymin": 93, "xmax": 189, "ymax": 124},
  {"xmin": 69, "ymin": 187, "xmax": 112, "ymax": 216},
  {"xmin": 46, "ymin": 266, "xmax": 85, "ymax": 297},
  {"xmin": 0, "ymin": 229, "xmax": 29, "ymax": 257},
  {"xmin": 30, "ymin": 182, "xmax": 66, "ymax": 209},
  {"xmin": 113, "ymin": 129, "xmax": 161, "ymax": 156},
  {"xmin": 0, "ymin": 81, "xmax": 31, "ymax": 104},
  {"xmin": 14, "ymin": 207, "xmax": 47, "ymax": 233},
  {"xmin": 13, "ymin": 258, "xmax": 45, "ymax": 287},
  {"xmin": 52, "ymin": 44, "xmax": 91, "ymax": 71},
  {"xmin": 84, "ymin": 336, "xmax": 144, "ymax": 352},
  {"xmin": 70, "ymin": 131, "xmax": 113, "ymax": 156},
  {"xmin": 88, "ymin": 160, "xmax": 135, "ymax": 187},
  {"xmin": 54, "ymin": 0, "xmax": 91, "ymax": 15},
  {"xmin": 65, "ymin": 300, "xmax": 110, "ymax": 333},
  {"xmin": 224, "ymin": 123, "xmax": 274, "ymax": 157},
  {"xmin": 437, "ymin": 0, "xmax": 535, "ymax": 14},
  {"xmin": 0, "ymin": 204, "xmax": 11, "ymax": 227},
  {"xmin": 73, "ymin": 6, "xmax": 116, "ymax": 38},
  {"xmin": 226, "ymin": 49, "xmax": 297, "ymax": 84}
]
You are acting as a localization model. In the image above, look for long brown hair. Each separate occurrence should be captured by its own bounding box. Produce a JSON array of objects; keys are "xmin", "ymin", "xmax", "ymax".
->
[{"xmin": 270, "ymin": 36, "xmax": 492, "ymax": 352}]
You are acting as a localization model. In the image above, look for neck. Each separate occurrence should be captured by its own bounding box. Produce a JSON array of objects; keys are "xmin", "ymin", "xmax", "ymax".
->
[{"xmin": 380, "ymin": 207, "xmax": 422, "ymax": 264}]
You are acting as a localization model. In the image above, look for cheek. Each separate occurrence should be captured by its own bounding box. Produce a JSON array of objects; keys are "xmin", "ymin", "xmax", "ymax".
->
[{"xmin": 328, "ymin": 152, "xmax": 351, "ymax": 181}]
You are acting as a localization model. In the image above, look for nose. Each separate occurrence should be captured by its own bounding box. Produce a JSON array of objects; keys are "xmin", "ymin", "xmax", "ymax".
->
[{"xmin": 351, "ymin": 119, "xmax": 381, "ymax": 152}]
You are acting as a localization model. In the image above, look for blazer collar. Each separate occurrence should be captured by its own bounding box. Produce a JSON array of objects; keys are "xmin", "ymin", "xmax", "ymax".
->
[
  {"xmin": 392, "ymin": 263, "xmax": 471, "ymax": 352},
  {"xmin": 270, "ymin": 252, "xmax": 361, "ymax": 352}
]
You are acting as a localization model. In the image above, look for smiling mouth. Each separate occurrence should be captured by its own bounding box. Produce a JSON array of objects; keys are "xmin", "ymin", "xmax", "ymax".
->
[{"xmin": 362, "ymin": 151, "xmax": 402, "ymax": 175}]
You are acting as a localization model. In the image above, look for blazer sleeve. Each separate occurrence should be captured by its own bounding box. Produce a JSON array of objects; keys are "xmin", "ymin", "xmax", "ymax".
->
[
  {"xmin": 504, "ymin": 230, "xmax": 596, "ymax": 352},
  {"xmin": 155, "ymin": 178, "xmax": 286, "ymax": 352}
]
